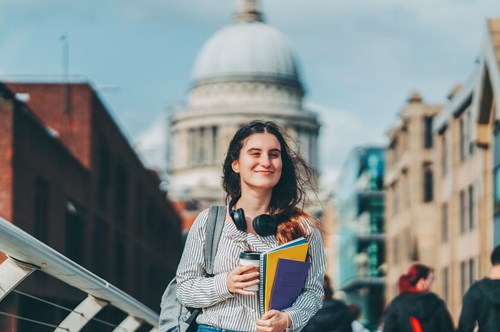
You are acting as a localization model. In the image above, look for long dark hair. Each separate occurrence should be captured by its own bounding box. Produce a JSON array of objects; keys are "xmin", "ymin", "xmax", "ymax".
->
[
  {"xmin": 398, "ymin": 263, "xmax": 433, "ymax": 294},
  {"xmin": 222, "ymin": 120, "xmax": 316, "ymax": 243}
]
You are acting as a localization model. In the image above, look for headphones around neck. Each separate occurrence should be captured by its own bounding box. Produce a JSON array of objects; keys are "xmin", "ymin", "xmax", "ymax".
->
[{"xmin": 228, "ymin": 197, "xmax": 279, "ymax": 237}]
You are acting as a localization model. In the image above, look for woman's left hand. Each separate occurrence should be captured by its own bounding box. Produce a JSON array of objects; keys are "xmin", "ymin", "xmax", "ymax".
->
[{"xmin": 256, "ymin": 310, "xmax": 290, "ymax": 332}]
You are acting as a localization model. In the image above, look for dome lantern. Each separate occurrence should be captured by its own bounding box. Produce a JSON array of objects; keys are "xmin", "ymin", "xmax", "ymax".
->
[{"xmin": 234, "ymin": 0, "xmax": 263, "ymax": 23}]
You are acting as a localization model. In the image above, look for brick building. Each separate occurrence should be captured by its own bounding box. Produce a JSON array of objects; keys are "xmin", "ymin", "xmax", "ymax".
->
[{"xmin": 0, "ymin": 81, "xmax": 183, "ymax": 331}]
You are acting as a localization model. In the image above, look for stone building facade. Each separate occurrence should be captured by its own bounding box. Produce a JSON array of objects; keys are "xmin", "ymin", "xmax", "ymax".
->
[
  {"xmin": 384, "ymin": 92, "xmax": 444, "ymax": 297},
  {"xmin": 384, "ymin": 18, "xmax": 500, "ymax": 321},
  {"xmin": 167, "ymin": 0, "xmax": 320, "ymax": 211}
]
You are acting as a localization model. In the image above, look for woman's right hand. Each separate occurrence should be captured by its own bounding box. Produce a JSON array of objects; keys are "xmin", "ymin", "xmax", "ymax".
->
[{"xmin": 226, "ymin": 265, "xmax": 260, "ymax": 295}]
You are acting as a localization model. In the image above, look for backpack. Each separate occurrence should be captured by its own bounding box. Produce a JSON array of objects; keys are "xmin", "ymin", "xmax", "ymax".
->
[{"xmin": 159, "ymin": 205, "xmax": 226, "ymax": 332}]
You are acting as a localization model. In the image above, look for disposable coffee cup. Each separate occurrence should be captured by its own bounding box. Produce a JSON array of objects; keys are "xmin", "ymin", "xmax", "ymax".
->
[{"xmin": 239, "ymin": 251, "xmax": 260, "ymax": 291}]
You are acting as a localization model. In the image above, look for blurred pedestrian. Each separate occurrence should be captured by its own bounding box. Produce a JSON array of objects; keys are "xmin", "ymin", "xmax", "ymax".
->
[
  {"xmin": 457, "ymin": 245, "xmax": 500, "ymax": 332},
  {"xmin": 302, "ymin": 275, "xmax": 354, "ymax": 332},
  {"xmin": 347, "ymin": 303, "xmax": 369, "ymax": 332},
  {"xmin": 382, "ymin": 263, "xmax": 454, "ymax": 332}
]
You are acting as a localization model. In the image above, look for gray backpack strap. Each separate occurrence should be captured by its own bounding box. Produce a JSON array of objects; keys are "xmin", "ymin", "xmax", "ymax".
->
[{"xmin": 204, "ymin": 205, "xmax": 226, "ymax": 276}]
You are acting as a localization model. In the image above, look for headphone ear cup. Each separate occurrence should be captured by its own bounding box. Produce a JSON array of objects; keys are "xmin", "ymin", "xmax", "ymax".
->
[
  {"xmin": 230, "ymin": 208, "xmax": 247, "ymax": 231},
  {"xmin": 253, "ymin": 214, "xmax": 278, "ymax": 237}
]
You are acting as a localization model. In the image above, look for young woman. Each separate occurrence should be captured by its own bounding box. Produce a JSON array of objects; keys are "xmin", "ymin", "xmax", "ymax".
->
[
  {"xmin": 383, "ymin": 263, "xmax": 454, "ymax": 332},
  {"xmin": 175, "ymin": 120, "xmax": 326, "ymax": 332}
]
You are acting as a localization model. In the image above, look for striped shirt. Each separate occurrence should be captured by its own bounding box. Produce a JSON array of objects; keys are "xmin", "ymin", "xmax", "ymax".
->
[{"xmin": 176, "ymin": 208, "xmax": 326, "ymax": 332}]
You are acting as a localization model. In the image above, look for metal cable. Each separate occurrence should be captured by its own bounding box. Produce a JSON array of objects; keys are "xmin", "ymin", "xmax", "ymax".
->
[
  {"xmin": 10, "ymin": 290, "xmax": 121, "ymax": 329},
  {"xmin": 87, "ymin": 316, "xmax": 121, "ymax": 329},
  {"xmin": 12, "ymin": 289, "xmax": 81, "ymax": 314},
  {"xmin": 0, "ymin": 310, "xmax": 70, "ymax": 330}
]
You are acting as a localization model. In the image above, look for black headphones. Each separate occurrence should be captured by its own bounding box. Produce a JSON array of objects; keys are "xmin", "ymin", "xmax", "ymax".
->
[{"xmin": 228, "ymin": 197, "xmax": 279, "ymax": 237}]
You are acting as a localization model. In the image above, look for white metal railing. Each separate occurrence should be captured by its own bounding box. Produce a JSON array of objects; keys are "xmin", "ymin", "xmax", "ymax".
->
[{"xmin": 0, "ymin": 217, "xmax": 159, "ymax": 331}]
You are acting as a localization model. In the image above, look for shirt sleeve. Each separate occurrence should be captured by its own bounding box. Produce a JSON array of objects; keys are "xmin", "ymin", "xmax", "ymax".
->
[
  {"xmin": 457, "ymin": 286, "xmax": 478, "ymax": 332},
  {"xmin": 176, "ymin": 210, "xmax": 234, "ymax": 308},
  {"xmin": 282, "ymin": 227, "xmax": 326, "ymax": 331}
]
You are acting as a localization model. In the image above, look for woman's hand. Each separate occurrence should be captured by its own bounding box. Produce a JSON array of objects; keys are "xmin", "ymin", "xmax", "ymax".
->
[
  {"xmin": 256, "ymin": 310, "xmax": 291, "ymax": 332},
  {"xmin": 226, "ymin": 265, "xmax": 259, "ymax": 295}
]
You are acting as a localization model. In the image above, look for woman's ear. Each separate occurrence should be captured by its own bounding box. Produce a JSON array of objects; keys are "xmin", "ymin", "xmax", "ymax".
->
[{"xmin": 232, "ymin": 161, "xmax": 239, "ymax": 173}]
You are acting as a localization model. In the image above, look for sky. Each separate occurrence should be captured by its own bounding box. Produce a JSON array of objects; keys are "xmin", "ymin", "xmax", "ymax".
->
[{"xmin": 1, "ymin": 0, "xmax": 499, "ymax": 188}]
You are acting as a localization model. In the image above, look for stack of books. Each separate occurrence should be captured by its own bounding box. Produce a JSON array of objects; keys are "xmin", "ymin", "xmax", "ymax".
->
[{"xmin": 259, "ymin": 237, "xmax": 311, "ymax": 315}]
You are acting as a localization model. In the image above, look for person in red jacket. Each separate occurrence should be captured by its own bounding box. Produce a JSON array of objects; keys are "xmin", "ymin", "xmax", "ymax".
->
[
  {"xmin": 382, "ymin": 263, "xmax": 454, "ymax": 332},
  {"xmin": 457, "ymin": 245, "xmax": 500, "ymax": 332}
]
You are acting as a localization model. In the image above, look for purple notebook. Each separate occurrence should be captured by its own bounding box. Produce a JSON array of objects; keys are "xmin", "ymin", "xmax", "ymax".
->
[{"xmin": 269, "ymin": 258, "xmax": 311, "ymax": 311}]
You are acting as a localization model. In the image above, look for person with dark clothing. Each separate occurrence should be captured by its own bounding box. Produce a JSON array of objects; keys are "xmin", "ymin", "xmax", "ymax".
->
[
  {"xmin": 383, "ymin": 263, "xmax": 454, "ymax": 332},
  {"xmin": 302, "ymin": 275, "xmax": 353, "ymax": 332},
  {"xmin": 457, "ymin": 245, "xmax": 500, "ymax": 332},
  {"xmin": 383, "ymin": 292, "xmax": 454, "ymax": 332}
]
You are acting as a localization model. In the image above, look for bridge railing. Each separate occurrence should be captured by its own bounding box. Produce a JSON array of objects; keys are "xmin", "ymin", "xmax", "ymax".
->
[{"xmin": 0, "ymin": 217, "xmax": 159, "ymax": 331}]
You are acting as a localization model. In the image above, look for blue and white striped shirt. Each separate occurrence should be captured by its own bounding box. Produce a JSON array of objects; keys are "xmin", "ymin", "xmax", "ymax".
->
[{"xmin": 176, "ymin": 208, "xmax": 326, "ymax": 332}]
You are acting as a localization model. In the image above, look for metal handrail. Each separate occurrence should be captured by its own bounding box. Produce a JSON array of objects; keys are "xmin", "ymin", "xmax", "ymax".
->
[{"xmin": 0, "ymin": 217, "xmax": 159, "ymax": 330}]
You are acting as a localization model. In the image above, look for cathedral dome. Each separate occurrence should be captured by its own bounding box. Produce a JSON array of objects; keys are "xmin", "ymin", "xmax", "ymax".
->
[{"xmin": 191, "ymin": 3, "xmax": 302, "ymax": 88}]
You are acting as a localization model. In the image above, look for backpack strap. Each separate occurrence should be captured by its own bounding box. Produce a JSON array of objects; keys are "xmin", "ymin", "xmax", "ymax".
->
[
  {"xmin": 204, "ymin": 205, "xmax": 226, "ymax": 276},
  {"xmin": 409, "ymin": 316, "xmax": 423, "ymax": 332}
]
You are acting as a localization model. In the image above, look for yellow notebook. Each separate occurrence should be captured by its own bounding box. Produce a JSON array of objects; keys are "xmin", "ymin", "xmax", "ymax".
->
[{"xmin": 262, "ymin": 241, "xmax": 309, "ymax": 312}]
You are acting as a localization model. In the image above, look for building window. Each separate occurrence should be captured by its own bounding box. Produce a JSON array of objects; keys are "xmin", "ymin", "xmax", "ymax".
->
[
  {"xmin": 442, "ymin": 267, "xmax": 449, "ymax": 303},
  {"xmin": 211, "ymin": 125, "xmax": 218, "ymax": 163},
  {"xmin": 469, "ymin": 258, "xmax": 475, "ymax": 287},
  {"xmin": 393, "ymin": 139, "xmax": 399, "ymax": 164},
  {"xmin": 424, "ymin": 116, "xmax": 433, "ymax": 148},
  {"xmin": 199, "ymin": 126, "xmax": 206, "ymax": 164},
  {"xmin": 441, "ymin": 134, "xmax": 448, "ymax": 176},
  {"xmin": 423, "ymin": 163, "xmax": 433, "ymax": 202},
  {"xmin": 468, "ymin": 111, "xmax": 475, "ymax": 155},
  {"xmin": 468, "ymin": 184, "xmax": 474, "ymax": 229},
  {"xmin": 441, "ymin": 202, "xmax": 448, "ymax": 242},
  {"xmin": 34, "ymin": 177, "xmax": 50, "ymax": 243},
  {"xmin": 459, "ymin": 118, "xmax": 466, "ymax": 161},
  {"xmin": 65, "ymin": 201, "xmax": 85, "ymax": 265},
  {"xmin": 460, "ymin": 190, "xmax": 466, "ymax": 233}
]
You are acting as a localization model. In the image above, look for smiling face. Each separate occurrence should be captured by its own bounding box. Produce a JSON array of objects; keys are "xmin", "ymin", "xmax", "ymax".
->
[{"xmin": 231, "ymin": 132, "xmax": 283, "ymax": 194}]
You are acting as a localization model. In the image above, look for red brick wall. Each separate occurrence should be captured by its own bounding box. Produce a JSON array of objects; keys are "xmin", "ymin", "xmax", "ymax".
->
[
  {"xmin": 0, "ymin": 98, "xmax": 13, "ymax": 222},
  {"xmin": 0, "ymin": 81, "xmax": 184, "ymax": 319},
  {"xmin": 5, "ymin": 83, "xmax": 92, "ymax": 169}
]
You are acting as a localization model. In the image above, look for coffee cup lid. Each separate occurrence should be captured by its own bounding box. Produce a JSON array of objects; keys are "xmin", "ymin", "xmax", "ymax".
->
[{"xmin": 239, "ymin": 251, "xmax": 261, "ymax": 260}]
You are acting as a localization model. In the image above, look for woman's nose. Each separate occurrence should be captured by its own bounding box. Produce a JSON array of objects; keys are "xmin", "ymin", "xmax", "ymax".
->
[{"xmin": 260, "ymin": 155, "xmax": 271, "ymax": 167}]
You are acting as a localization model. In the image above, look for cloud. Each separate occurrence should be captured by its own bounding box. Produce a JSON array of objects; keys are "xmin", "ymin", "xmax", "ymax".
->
[
  {"xmin": 133, "ymin": 113, "xmax": 168, "ymax": 171},
  {"xmin": 118, "ymin": 0, "xmax": 232, "ymax": 26},
  {"xmin": 306, "ymin": 102, "xmax": 385, "ymax": 189}
]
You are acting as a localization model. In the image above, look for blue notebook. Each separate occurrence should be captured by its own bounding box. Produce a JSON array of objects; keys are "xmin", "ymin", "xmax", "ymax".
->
[
  {"xmin": 268, "ymin": 258, "xmax": 311, "ymax": 311},
  {"xmin": 259, "ymin": 237, "xmax": 307, "ymax": 314}
]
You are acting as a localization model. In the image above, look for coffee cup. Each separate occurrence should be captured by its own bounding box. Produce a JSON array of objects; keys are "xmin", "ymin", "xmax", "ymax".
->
[{"xmin": 239, "ymin": 251, "xmax": 260, "ymax": 291}]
